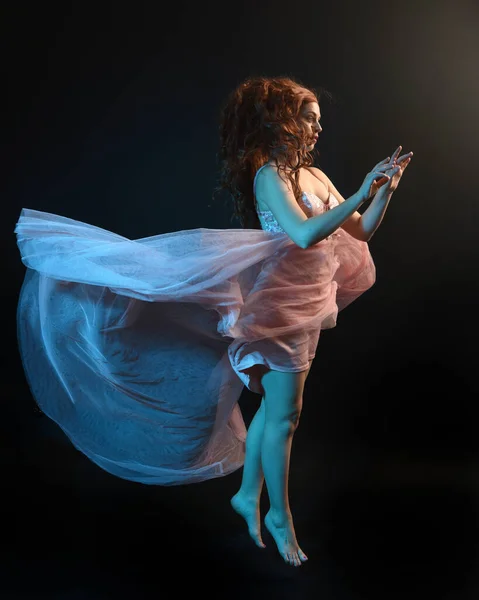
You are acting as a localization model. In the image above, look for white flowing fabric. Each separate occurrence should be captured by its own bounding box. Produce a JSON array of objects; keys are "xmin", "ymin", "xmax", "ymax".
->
[{"xmin": 15, "ymin": 196, "xmax": 375, "ymax": 485}]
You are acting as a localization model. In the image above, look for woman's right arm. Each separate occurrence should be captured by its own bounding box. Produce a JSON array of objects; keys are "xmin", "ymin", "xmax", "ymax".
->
[
  {"xmin": 255, "ymin": 165, "xmax": 366, "ymax": 249},
  {"xmin": 301, "ymin": 194, "xmax": 366, "ymax": 247}
]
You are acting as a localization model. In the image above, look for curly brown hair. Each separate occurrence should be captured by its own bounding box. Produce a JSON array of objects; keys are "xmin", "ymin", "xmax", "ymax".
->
[{"xmin": 213, "ymin": 75, "xmax": 326, "ymax": 229}]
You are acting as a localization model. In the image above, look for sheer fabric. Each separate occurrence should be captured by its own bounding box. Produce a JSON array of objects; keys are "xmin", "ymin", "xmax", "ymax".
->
[{"xmin": 15, "ymin": 185, "xmax": 375, "ymax": 485}]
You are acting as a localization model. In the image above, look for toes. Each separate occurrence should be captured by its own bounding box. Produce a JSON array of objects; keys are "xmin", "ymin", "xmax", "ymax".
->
[
  {"xmin": 299, "ymin": 549, "xmax": 308, "ymax": 562},
  {"xmin": 285, "ymin": 552, "xmax": 301, "ymax": 567}
]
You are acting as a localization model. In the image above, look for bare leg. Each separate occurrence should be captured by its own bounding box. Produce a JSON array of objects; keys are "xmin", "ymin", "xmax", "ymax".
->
[
  {"xmin": 261, "ymin": 367, "xmax": 310, "ymax": 567},
  {"xmin": 231, "ymin": 362, "xmax": 313, "ymax": 563},
  {"xmin": 231, "ymin": 399, "xmax": 266, "ymax": 548},
  {"xmin": 262, "ymin": 418, "xmax": 308, "ymax": 566}
]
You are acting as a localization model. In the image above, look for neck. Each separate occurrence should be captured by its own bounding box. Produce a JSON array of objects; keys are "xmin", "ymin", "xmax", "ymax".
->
[{"xmin": 271, "ymin": 151, "xmax": 308, "ymax": 170}]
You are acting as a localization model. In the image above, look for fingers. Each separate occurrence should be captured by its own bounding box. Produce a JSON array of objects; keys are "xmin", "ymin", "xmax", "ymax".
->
[
  {"xmin": 378, "ymin": 161, "xmax": 396, "ymax": 171},
  {"xmin": 374, "ymin": 156, "xmax": 391, "ymax": 169},
  {"xmin": 397, "ymin": 151, "xmax": 413, "ymax": 164},
  {"xmin": 379, "ymin": 164, "xmax": 400, "ymax": 176},
  {"xmin": 376, "ymin": 147, "xmax": 413, "ymax": 169},
  {"xmin": 379, "ymin": 148, "xmax": 414, "ymax": 164},
  {"xmin": 389, "ymin": 161, "xmax": 409, "ymax": 177},
  {"xmin": 373, "ymin": 170, "xmax": 391, "ymax": 179}
]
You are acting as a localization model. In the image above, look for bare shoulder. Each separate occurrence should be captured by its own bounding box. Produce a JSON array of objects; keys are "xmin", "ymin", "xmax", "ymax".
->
[
  {"xmin": 254, "ymin": 164, "xmax": 309, "ymax": 249},
  {"xmin": 256, "ymin": 163, "xmax": 289, "ymax": 187},
  {"xmin": 302, "ymin": 166, "xmax": 332, "ymax": 204},
  {"xmin": 306, "ymin": 165, "xmax": 346, "ymax": 204},
  {"xmin": 255, "ymin": 164, "xmax": 292, "ymax": 205},
  {"xmin": 306, "ymin": 165, "xmax": 330, "ymax": 188}
]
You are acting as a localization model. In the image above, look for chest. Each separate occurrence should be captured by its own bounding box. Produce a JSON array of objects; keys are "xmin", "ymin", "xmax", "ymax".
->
[{"xmin": 254, "ymin": 167, "xmax": 330, "ymax": 213}]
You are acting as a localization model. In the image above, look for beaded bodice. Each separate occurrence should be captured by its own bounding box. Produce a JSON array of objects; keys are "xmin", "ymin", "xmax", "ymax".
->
[
  {"xmin": 253, "ymin": 163, "xmax": 340, "ymax": 238},
  {"xmin": 257, "ymin": 190, "xmax": 339, "ymax": 234}
]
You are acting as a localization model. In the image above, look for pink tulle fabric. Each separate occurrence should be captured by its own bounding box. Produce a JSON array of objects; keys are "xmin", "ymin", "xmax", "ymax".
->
[{"xmin": 14, "ymin": 187, "xmax": 375, "ymax": 485}]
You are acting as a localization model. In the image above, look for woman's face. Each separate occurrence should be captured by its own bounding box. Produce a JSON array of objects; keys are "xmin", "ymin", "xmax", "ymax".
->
[{"xmin": 299, "ymin": 101, "xmax": 322, "ymax": 151}]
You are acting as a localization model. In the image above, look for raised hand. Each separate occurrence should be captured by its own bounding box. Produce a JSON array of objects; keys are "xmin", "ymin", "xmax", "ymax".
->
[
  {"xmin": 360, "ymin": 157, "xmax": 398, "ymax": 201},
  {"xmin": 383, "ymin": 145, "xmax": 413, "ymax": 192}
]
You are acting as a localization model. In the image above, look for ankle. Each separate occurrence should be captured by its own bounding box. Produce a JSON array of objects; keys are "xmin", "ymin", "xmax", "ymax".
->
[
  {"xmin": 267, "ymin": 507, "xmax": 293, "ymax": 526},
  {"xmin": 235, "ymin": 489, "xmax": 260, "ymax": 504}
]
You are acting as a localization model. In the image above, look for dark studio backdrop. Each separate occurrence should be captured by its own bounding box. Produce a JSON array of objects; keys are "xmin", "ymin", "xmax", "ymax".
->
[{"xmin": 2, "ymin": 1, "xmax": 479, "ymax": 598}]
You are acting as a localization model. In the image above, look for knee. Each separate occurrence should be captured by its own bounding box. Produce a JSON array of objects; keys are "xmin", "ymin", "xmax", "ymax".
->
[
  {"xmin": 269, "ymin": 407, "xmax": 302, "ymax": 434},
  {"xmin": 289, "ymin": 410, "xmax": 302, "ymax": 431}
]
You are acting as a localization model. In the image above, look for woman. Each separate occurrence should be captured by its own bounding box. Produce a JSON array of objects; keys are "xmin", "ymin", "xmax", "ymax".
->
[
  {"xmin": 14, "ymin": 75, "xmax": 412, "ymax": 568},
  {"xmin": 216, "ymin": 76, "xmax": 412, "ymax": 566}
]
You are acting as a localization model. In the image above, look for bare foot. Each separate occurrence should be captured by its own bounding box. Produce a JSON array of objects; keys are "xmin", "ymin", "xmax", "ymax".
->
[
  {"xmin": 264, "ymin": 510, "xmax": 308, "ymax": 567},
  {"xmin": 230, "ymin": 492, "xmax": 266, "ymax": 548}
]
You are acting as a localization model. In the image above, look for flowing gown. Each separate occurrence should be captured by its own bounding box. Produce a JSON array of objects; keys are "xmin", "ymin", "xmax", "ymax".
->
[{"xmin": 14, "ymin": 166, "xmax": 376, "ymax": 485}]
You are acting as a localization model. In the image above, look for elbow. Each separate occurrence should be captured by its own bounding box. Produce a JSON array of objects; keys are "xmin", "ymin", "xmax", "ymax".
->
[
  {"xmin": 299, "ymin": 224, "xmax": 315, "ymax": 249},
  {"xmin": 299, "ymin": 233, "xmax": 326, "ymax": 249},
  {"xmin": 358, "ymin": 222, "xmax": 374, "ymax": 242},
  {"xmin": 356, "ymin": 227, "xmax": 372, "ymax": 242},
  {"xmin": 362, "ymin": 231, "xmax": 373, "ymax": 243},
  {"xmin": 299, "ymin": 228, "xmax": 330, "ymax": 248},
  {"xmin": 298, "ymin": 223, "xmax": 310, "ymax": 249},
  {"xmin": 299, "ymin": 234, "xmax": 310, "ymax": 250}
]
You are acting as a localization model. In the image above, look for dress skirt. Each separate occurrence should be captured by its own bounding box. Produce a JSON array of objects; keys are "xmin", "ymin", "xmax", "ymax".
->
[{"xmin": 15, "ymin": 209, "xmax": 375, "ymax": 485}]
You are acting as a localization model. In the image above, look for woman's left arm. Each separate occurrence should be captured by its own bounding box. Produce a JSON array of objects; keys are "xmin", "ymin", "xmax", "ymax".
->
[
  {"xmin": 310, "ymin": 167, "xmax": 370, "ymax": 241},
  {"xmin": 313, "ymin": 149, "xmax": 413, "ymax": 242}
]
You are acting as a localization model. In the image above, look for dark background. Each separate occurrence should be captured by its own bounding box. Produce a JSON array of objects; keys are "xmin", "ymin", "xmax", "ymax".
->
[{"xmin": 3, "ymin": 1, "xmax": 479, "ymax": 598}]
